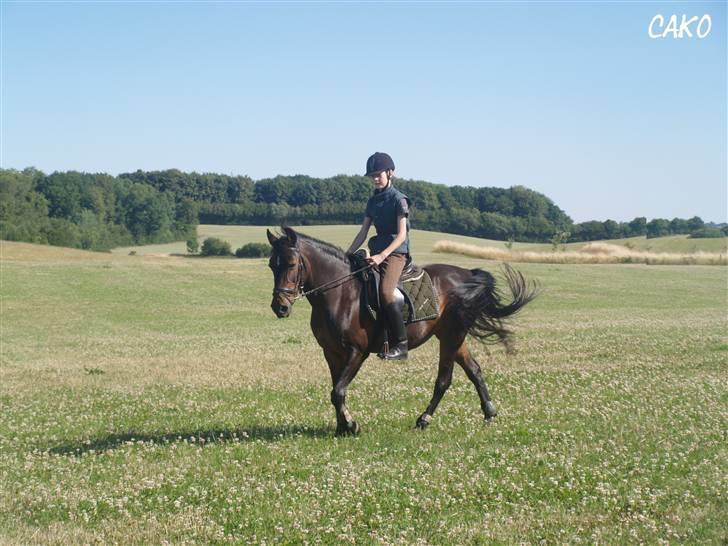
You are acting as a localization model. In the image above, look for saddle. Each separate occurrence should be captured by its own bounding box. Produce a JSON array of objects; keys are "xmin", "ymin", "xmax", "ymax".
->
[{"xmin": 350, "ymin": 250, "xmax": 440, "ymax": 324}]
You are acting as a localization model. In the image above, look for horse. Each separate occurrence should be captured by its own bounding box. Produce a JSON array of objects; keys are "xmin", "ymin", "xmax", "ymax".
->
[{"xmin": 267, "ymin": 227, "xmax": 537, "ymax": 435}]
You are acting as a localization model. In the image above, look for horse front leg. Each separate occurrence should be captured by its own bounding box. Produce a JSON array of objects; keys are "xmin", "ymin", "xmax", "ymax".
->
[
  {"xmin": 455, "ymin": 343, "xmax": 498, "ymax": 422},
  {"xmin": 325, "ymin": 348, "xmax": 366, "ymax": 436}
]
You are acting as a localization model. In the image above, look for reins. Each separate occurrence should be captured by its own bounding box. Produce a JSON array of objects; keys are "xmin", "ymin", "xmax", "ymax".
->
[
  {"xmin": 272, "ymin": 243, "xmax": 373, "ymax": 302},
  {"xmin": 294, "ymin": 264, "xmax": 372, "ymax": 301}
]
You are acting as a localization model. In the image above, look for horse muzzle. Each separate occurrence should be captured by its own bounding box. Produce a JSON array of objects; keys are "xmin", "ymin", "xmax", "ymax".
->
[{"xmin": 271, "ymin": 298, "xmax": 292, "ymax": 318}]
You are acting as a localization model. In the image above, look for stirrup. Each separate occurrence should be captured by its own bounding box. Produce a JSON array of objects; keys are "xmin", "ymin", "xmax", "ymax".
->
[
  {"xmin": 380, "ymin": 301, "xmax": 408, "ymax": 361},
  {"xmin": 383, "ymin": 341, "xmax": 408, "ymax": 361},
  {"xmin": 377, "ymin": 340, "xmax": 389, "ymax": 360}
]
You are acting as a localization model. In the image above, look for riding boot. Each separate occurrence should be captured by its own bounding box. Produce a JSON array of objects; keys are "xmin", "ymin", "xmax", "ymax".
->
[{"xmin": 382, "ymin": 302, "xmax": 408, "ymax": 361}]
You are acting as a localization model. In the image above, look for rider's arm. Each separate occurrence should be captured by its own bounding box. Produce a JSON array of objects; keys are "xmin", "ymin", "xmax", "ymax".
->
[
  {"xmin": 375, "ymin": 215, "xmax": 407, "ymax": 260},
  {"xmin": 346, "ymin": 216, "xmax": 372, "ymax": 254}
]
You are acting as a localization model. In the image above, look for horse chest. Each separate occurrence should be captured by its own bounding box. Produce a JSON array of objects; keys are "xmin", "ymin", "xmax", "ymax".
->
[{"xmin": 310, "ymin": 301, "xmax": 369, "ymax": 351}]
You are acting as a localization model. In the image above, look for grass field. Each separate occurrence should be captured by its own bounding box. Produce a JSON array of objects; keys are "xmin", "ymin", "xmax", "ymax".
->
[
  {"xmin": 112, "ymin": 224, "xmax": 513, "ymax": 257},
  {"xmin": 2, "ymin": 229, "xmax": 727, "ymax": 544},
  {"xmin": 110, "ymin": 224, "xmax": 728, "ymax": 257}
]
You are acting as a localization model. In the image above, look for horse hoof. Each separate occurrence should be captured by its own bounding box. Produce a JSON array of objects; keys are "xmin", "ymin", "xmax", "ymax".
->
[
  {"xmin": 415, "ymin": 413, "xmax": 432, "ymax": 430},
  {"xmin": 484, "ymin": 401, "xmax": 498, "ymax": 420},
  {"xmin": 336, "ymin": 421, "xmax": 360, "ymax": 437}
]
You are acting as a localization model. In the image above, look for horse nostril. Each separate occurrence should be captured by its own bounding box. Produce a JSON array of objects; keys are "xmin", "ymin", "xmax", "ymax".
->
[{"xmin": 280, "ymin": 305, "xmax": 289, "ymax": 313}]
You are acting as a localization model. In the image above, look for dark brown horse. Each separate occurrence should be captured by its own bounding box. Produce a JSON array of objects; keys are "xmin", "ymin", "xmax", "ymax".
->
[{"xmin": 267, "ymin": 227, "xmax": 537, "ymax": 435}]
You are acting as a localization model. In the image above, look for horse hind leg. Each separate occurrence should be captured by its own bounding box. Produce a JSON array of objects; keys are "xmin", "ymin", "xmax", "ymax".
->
[
  {"xmin": 455, "ymin": 343, "xmax": 498, "ymax": 422},
  {"xmin": 416, "ymin": 343, "xmax": 456, "ymax": 429}
]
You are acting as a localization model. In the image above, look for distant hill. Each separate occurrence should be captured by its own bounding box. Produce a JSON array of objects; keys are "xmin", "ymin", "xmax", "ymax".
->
[
  {"xmin": 109, "ymin": 225, "xmax": 726, "ymax": 258},
  {"xmin": 2, "ymin": 167, "xmax": 723, "ymax": 251},
  {"xmin": 118, "ymin": 169, "xmax": 572, "ymax": 243}
]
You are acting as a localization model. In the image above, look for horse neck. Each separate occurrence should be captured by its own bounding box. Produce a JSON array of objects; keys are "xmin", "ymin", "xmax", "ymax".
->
[{"xmin": 300, "ymin": 243, "xmax": 355, "ymax": 304}]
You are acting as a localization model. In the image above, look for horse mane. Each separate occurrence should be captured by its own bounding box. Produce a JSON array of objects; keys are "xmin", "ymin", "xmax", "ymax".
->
[{"xmin": 282, "ymin": 227, "xmax": 351, "ymax": 266}]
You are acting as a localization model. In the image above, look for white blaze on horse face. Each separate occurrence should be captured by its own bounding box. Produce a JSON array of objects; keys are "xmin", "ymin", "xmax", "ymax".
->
[{"xmin": 270, "ymin": 248, "xmax": 302, "ymax": 306}]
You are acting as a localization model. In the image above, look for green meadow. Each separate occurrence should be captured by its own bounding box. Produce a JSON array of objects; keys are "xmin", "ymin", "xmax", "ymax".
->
[
  {"xmin": 110, "ymin": 224, "xmax": 728, "ymax": 256},
  {"xmin": 1, "ymin": 226, "xmax": 726, "ymax": 544}
]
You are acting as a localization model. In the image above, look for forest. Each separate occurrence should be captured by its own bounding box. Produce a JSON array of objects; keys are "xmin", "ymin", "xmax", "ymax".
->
[
  {"xmin": 1, "ymin": 167, "xmax": 721, "ymax": 252},
  {"xmin": 0, "ymin": 168, "xmax": 196, "ymax": 251}
]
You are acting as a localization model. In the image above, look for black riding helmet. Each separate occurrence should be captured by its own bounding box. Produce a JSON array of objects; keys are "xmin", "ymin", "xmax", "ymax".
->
[{"xmin": 365, "ymin": 152, "xmax": 395, "ymax": 176}]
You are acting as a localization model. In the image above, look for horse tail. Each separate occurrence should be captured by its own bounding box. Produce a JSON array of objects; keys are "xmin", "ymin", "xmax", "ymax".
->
[{"xmin": 447, "ymin": 264, "xmax": 538, "ymax": 350}]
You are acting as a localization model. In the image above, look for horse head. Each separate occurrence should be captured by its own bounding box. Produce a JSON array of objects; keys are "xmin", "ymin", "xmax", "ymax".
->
[{"xmin": 267, "ymin": 227, "xmax": 305, "ymax": 318}]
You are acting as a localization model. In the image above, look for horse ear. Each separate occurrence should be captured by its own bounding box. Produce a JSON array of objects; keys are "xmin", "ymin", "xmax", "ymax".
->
[
  {"xmin": 266, "ymin": 229, "xmax": 278, "ymax": 246},
  {"xmin": 282, "ymin": 226, "xmax": 297, "ymax": 246}
]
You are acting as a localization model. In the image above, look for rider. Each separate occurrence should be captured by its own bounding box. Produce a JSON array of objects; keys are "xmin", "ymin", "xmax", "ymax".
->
[{"xmin": 347, "ymin": 152, "xmax": 412, "ymax": 361}]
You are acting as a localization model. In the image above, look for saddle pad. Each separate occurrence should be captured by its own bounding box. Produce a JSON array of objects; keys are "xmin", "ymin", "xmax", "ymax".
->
[{"xmin": 402, "ymin": 270, "xmax": 439, "ymax": 323}]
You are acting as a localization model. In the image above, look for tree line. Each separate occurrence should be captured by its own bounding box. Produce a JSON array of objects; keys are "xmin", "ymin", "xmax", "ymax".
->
[
  {"xmin": 1, "ymin": 167, "xmax": 722, "ymax": 251},
  {"xmin": 569, "ymin": 215, "xmax": 725, "ymax": 240},
  {"xmin": 120, "ymin": 169, "xmax": 723, "ymax": 241},
  {"xmin": 119, "ymin": 169, "xmax": 575, "ymax": 242},
  {"xmin": 0, "ymin": 168, "xmax": 196, "ymax": 251}
]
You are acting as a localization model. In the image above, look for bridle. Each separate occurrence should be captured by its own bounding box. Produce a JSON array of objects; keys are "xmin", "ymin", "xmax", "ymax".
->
[
  {"xmin": 272, "ymin": 246, "xmax": 372, "ymax": 303},
  {"xmin": 271, "ymin": 249, "xmax": 307, "ymax": 301}
]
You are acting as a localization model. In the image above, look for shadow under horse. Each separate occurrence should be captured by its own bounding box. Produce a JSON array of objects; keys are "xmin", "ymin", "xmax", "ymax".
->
[{"xmin": 267, "ymin": 227, "xmax": 537, "ymax": 435}]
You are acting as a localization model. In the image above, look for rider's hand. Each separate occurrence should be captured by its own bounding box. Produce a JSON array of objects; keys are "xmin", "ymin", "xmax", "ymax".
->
[{"xmin": 366, "ymin": 253, "xmax": 385, "ymax": 266}]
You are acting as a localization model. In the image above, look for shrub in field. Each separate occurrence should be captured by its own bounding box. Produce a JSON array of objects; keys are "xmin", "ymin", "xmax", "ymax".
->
[
  {"xmin": 186, "ymin": 236, "xmax": 199, "ymax": 254},
  {"xmin": 550, "ymin": 230, "xmax": 570, "ymax": 251},
  {"xmin": 235, "ymin": 243, "xmax": 270, "ymax": 258},
  {"xmin": 200, "ymin": 237, "xmax": 231, "ymax": 256}
]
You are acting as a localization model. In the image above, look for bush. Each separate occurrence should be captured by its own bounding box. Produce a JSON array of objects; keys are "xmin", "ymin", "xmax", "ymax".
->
[
  {"xmin": 186, "ymin": 236, "xmax": 199, "ymax": 254},
  {"xmin": 44, "ymin": 218, "xmax": 80, "ymax": 248},
  {"xmin": 235, "ymin": 242, "xmax": 271, "ymax": 258},
  {"xmin": 689, "ymin": 227, "xmax": 725, "ymax": 239},
  {"xmin": 200, "ymin": 237, "xmax": 232, "ymax": 256}
]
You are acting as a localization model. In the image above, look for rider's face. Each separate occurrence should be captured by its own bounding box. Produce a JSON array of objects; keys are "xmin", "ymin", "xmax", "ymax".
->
[{"xmin": 369, "ymin": 170, "xmax": 390, "ymax": 190}]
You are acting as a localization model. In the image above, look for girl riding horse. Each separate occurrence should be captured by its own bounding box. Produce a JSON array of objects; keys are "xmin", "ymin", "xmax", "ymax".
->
[{"xmin": 346, "ymin": 152, "xmax": 411, "ymax": 360}]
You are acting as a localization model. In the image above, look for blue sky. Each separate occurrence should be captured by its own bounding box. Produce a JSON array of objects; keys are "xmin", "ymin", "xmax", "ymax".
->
[{"xmin": 2, "ymin": 1, "xmax": 725, "ymax": 223}]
